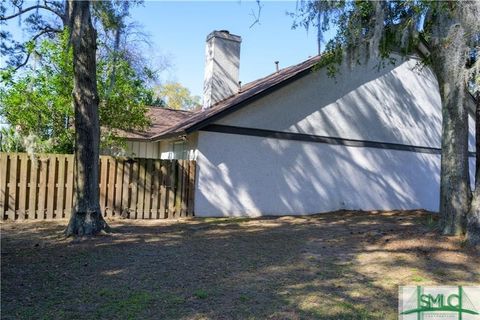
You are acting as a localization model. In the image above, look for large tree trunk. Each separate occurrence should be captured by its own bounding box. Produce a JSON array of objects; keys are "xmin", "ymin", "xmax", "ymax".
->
[
  {"xmin": 65, "ymin": 0, "xmax": 109, "ymax": 236},
  {"xmin": 432, "ymin": 6, "xmax": 471, "ymax": 235},
  {"xmin": 467, "ymin": 92, "xmax": 480, "ymax": 246}
]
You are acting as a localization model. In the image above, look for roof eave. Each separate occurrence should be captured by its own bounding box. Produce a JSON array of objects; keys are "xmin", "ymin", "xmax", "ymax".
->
[
  {"xmin": 123, "ymin": 137, "xmax": 153, "ymax": 142},
  {"xmin": 185, "ymin": 67, "xmax": 315, "ymax": 133},
  {"xmin": 149, "ymin": 130, "xmax": 188, "ymax": 142}
]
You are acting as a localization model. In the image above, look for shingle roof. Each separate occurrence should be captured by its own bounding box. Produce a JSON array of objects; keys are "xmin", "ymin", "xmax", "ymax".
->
[
  {"xmin": 124, "ymin": 54, "xmax": 323, "ymax": 141},
  {"xmin": 118, "ymin": 107, "xmax": 195, "ymax": 140}
]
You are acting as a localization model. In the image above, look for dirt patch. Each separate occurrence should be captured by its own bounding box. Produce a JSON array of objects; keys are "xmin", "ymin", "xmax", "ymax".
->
[{"xmin": 1, "ymin": 210, "xmax": 479, "ymax": 319}]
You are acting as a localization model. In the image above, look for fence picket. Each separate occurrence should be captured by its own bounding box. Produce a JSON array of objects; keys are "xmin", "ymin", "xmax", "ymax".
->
[
  {"xmin": 122, "ymin": 160, "xmax": 131, "ymax": 217},
  {"xmin": 159, "ymin": 161, "xmax": 167, "ymax": 219},
  {"xmin": 114, "ymin": 159, "xmax": 123, "ymax": 216},
  {"xmin": 17, "ymin": 154, "xmax": 28, "ymax": 220},
  {"xmin": 46, "ymin": 156, "xmax": 57, "ymax": 219},
  {"xmin": 144, "ymin": 159, "xmax": 153, "ymax": 219},
  {"xmin": 0, "ymin": 153, "xmax": 7, "ymax": 218},
  {"xmin": 137, "ymin": 158, "xmax": 146, "ymax": 219},
  {"xmin": 65, "ymin": 155, "xmax": 74, "ymax": 217},
  {"xmin": 0, "ymin": 152, "xmax": 195, "ymax": 220},
  {"xmin": 56, "ymin": 155, "xmax": 66, "ymax": 219},
  {"xmin": 168, "ymin": 161, "xmax": 176, "ymax": 218},
  {"xmin": 182, "ymin": 160, "xmax": 188, "ymax": 217},
  {"xmin": 107, "ymin": 157, "xmax": 116, "ymax": 218},
  {"xmin": 100, "ymin": 157, "xmax": 108, "ymax": 214},
  {"xmin": 177, "ymin": 160, "xmax": 185, "ymax": 217},
  {"xmin": 151, "ymin": 160, "xmax": 161, "ymax": 219},
  {"xmin": 130, "ymin": 160, "xmax": 139, "ymax": 219},
  {"xmin": 37, "ymin": 157, "xmax": 48, "ymax": 219},
  {"xmin": 8, "ymin": 154, "xmax": 19, "ymax": 220},
  {"xmin": 187, "ymin": 161, "xmax": 196, "ymax": 217},
  {"xmin": 28, "ymin": 156, "xmax": 38, "ymax": 219}
]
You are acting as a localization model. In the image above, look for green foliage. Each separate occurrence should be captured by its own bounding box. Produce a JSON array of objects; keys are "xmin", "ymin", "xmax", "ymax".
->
[
  {"xmin": 97, "ymin": 52, "xmax": 153, "ymax": 147},
  {"xmin": 291, "ymin": 0, "xmax": 434, "ymax": 75},
  {"xmin": 0, "ymin": 31, "xmax": 154, "ymax": 153},
  {"xmin": 154, "ymin": 82, "xmax": 201, "ymax": 110},
  {"xmin": 313, "ymin": 41, "xmax": 344, "ymax": 77},
  {"xmin": 0, "ymin": 31, "xmax": 74, "ymax": 153},
  {"xmin": 0, "ymin": 127, "xmax": 24, "ymax": 152}
]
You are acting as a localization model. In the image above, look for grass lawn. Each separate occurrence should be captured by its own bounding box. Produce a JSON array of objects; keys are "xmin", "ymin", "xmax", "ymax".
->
[{"xmin": 1, "ymin": 210, "xmax": 479, "ymax": 320}]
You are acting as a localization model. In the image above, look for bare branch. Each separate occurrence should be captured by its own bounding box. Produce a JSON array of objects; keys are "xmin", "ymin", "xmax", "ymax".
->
[
  {"xmin": 249, "ymin": 0, "xmax": 263, "ymax": 29},
  {"xmin": 11, "ymin": 51, "xmax": 31, "ymax": 71},
  {"xmin": 0, "ymin": 4, "xmax": 62, "ymax": 21},
  {"xmin": 2, "ymin": 27, "xmax": 61, "ymax": 71},
  {"xmin": 31, "ymin": 27, "xmax": 61, "ymax": 41}
]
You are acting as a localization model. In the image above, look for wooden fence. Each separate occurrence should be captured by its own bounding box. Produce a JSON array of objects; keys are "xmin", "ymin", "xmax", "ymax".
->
[{"xmin": 0, "ymin": 152, "xmax": 196, "ymax": 220}]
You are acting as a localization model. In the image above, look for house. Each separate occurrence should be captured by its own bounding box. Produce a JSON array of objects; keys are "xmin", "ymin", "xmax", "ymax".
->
[{"xmin": 121, "ymin": 30, "xmax": 476, "ymax": 217}]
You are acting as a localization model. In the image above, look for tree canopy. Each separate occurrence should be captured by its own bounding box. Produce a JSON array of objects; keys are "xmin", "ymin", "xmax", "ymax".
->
[
  {"xmin": 0, "ymin": 0, "xmax": 158, "ymax": 235},
  {"xmin": 0, "ymin": 1, "xmax": 160, "ymax": 154},
  {"xmin": 154, "ymin": 82, "xmax": 201, "ymax": 110}
]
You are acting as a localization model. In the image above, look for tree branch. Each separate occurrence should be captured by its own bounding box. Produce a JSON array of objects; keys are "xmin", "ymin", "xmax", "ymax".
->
[
  {"xmin": 12, "ymin": 51, "xmax": 32, "ymax": 71},
  {"xmin": 249, "ymin": 0, "xmax": 263, "ymax": 29},
  {"xmin": 4, "ymin": 28, "xmax": 61, "ymax": 71},
  {"xmin": 0, "ymin": 4, "xmax": 62, "ymax": 21},
  {"xmin": 31, "ymin": 27, "xmax": 62, "ymax": 41}
]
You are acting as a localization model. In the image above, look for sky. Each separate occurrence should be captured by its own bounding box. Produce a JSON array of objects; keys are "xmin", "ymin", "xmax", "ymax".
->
[
  {"xmin": 129, "ymin": 1, "xmax": 326, "ymax": 97},
  {"xmin": 1, "ymin": 1, "xmax": 333, "ymax": 98}
]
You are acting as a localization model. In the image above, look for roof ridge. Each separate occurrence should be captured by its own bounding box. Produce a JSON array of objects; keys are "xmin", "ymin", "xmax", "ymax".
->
[
  {"xmin": 147, "ymin": 54, "xmax": 324, "ymax": 140},
  {"xmin": 197, "ymin": 54, "xmax": 322, "ymax": 111}
]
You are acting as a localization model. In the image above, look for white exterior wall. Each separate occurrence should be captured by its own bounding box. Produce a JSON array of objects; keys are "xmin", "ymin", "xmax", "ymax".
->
[
  {"xmin": 194, "ymin": 56, "xmax": 475, "ymax": 217},
  {"xmin": 195, "ymin": 132, "xmax": 441, "ymax": 216},
  {"xmin": 216, "ymin": 56, "xmax": 474, "ymax": 149},
  {"xmin": 159, "ymin": 132, "xmax": 199, "ymax": 160},
  {"xmin": 125, "ymin": 133, "xmax": 198, "ymax": 160},
  {"xmin": 124, "ymin": 141, "xmax": 162, "ymax": 159}
]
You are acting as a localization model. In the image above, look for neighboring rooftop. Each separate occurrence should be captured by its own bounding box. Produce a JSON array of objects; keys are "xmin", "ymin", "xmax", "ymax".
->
[
  {"xmin": 119, "ymin": 107, "xmax": 195, "ymax": 140},
  {"xmin": 123, "ymin": 55, "xmax": 323, "ymax": 141}
]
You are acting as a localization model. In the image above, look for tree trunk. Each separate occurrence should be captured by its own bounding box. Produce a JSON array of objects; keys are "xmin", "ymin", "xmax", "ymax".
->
[
  {"xmin": 467, "ymin": 92, "xmax": 480, "ymax": 246},
  {"xmin": 65, "ymin": 0, "xmax": 109, "ymax": 236},
  {"xmin": 432, "ymin": 9, "xmax": 470, "ymax": 235}
]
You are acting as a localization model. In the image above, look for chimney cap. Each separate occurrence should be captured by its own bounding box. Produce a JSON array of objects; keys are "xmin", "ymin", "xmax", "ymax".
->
[{"xmin": 206, "ymin": 30, "xmax": 241, "ymax": 43}]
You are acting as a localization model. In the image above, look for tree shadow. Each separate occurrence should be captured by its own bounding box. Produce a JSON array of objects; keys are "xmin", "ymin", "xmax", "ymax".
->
[
  {"xmin": 1, "ymin": 211, "xmax": 479, "ymax": 319},
  {"xmin": 194, "ymin": 54, "xmax": 476, "ymax": 217}
]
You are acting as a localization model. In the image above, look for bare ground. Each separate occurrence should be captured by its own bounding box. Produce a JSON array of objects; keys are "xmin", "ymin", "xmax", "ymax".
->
[{"xmin": 1, "ymin": 210, "xmax": 479, "ymax": 320}]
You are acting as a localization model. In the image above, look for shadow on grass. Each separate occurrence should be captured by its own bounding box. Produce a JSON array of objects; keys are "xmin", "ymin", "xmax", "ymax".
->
[{"xmin": 1, "ymin": 210, "xmax": 479, "ymax": 320}]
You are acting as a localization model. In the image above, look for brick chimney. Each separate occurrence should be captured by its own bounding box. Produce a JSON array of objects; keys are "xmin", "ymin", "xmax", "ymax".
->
[{"xmin": 203, "ymin": 30, "xmax": 241, "ymax": 110}]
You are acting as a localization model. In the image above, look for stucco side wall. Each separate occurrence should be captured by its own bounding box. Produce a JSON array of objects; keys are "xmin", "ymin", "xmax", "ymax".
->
[
  {"xmin": 194, "ymin": 131, "xmax": 446, "ymax": 217},
  {"xmin": 215, "ymin": 56, "xmax": 475, "ymax": 151}
]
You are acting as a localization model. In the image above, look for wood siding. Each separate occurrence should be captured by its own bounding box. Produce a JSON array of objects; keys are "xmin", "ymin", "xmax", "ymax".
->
[{"xmin": 0, "ymin": 153, "xmax": 196, "ymax": 220}]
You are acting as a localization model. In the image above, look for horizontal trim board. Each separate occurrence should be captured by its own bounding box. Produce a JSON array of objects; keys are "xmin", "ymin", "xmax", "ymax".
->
[{"xmin": 202, "ymin": 124, "xmax": 476, "ymax": 157}]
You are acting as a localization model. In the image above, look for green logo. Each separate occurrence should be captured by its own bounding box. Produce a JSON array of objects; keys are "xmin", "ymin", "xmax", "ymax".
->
[{"xmin": 399, "ymin": 286, "xmax": 480, "ymax": 320}]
